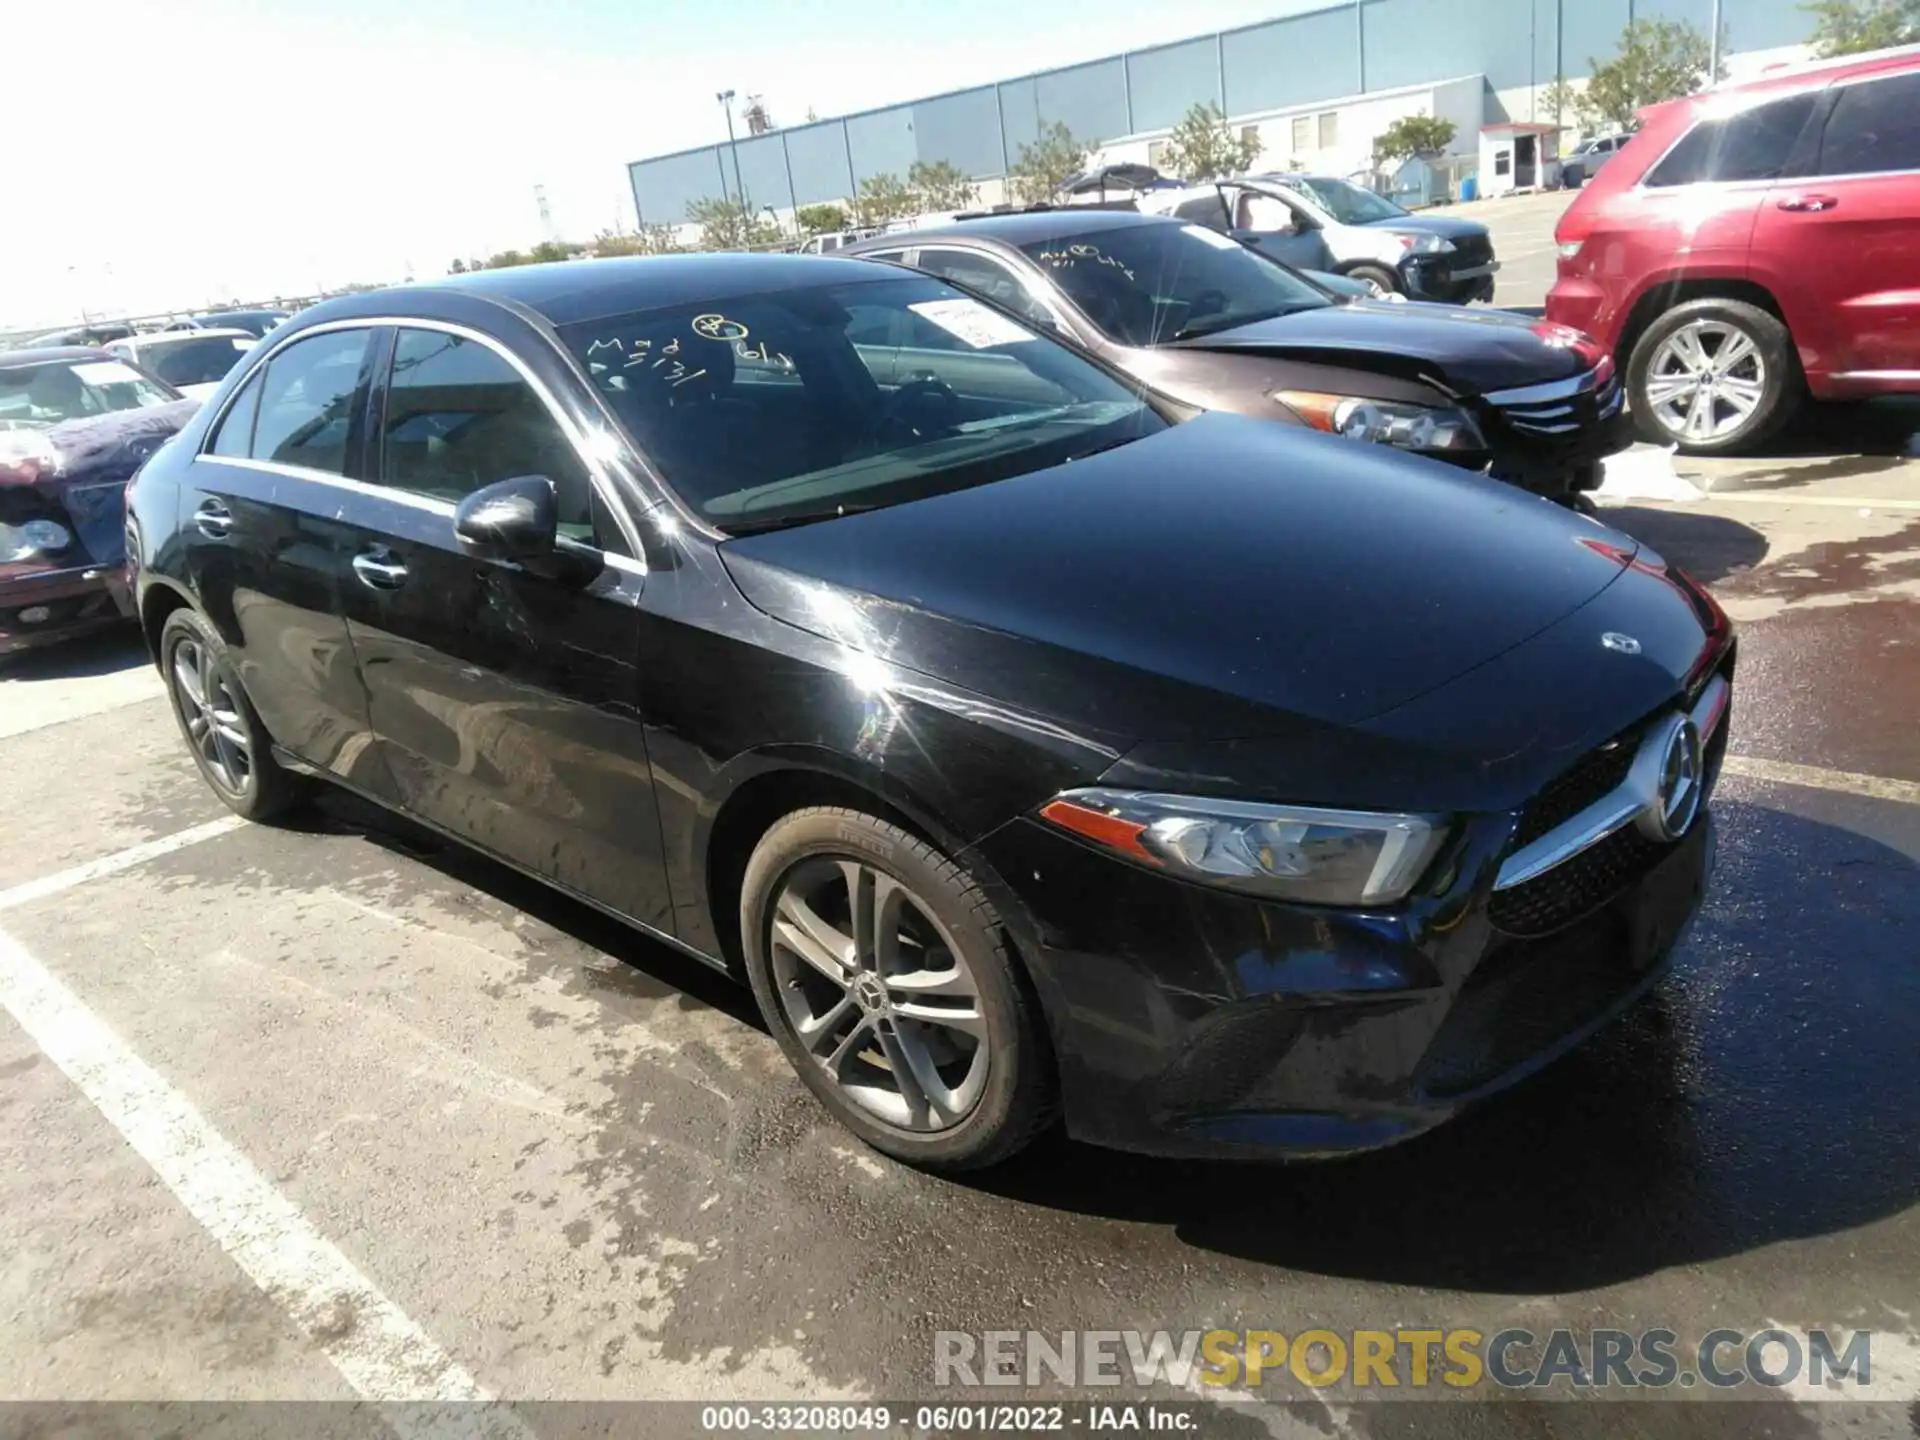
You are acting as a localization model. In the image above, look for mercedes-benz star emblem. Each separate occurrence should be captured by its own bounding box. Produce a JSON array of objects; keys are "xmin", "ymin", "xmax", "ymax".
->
[
  {"xmin": 1636, "ymin": 715, "xmax": 1704, "ymax": 842},
  {"xmin": 1601, "ymin": 632, "xmax": 1643, "ymax": 655}
]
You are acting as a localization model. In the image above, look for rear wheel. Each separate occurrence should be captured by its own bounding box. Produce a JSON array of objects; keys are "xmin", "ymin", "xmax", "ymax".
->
[
  {"xmin": 1627, "ymin": 298, "xmax": 1799, "ymax": 454},
  {"xmin": 740, "ymin": 806, "xmax": 1056, "ymax": 1170},
  {"xmin": 159, "ymin": 608, "xmax": 308, "ymax": 822},
  {"xmin": 1345, "ymin": 264, "xmax": 1400, "ymax": 300}
]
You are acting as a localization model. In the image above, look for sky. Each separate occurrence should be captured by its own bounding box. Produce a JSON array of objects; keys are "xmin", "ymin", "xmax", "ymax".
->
[{"xmin": 7, "ymin": 0, "xmax": 1332, "ymax": 329}]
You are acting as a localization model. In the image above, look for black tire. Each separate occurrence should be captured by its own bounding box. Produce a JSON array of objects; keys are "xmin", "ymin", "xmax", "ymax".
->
[
  {"xmin": 1345, "ymin": 263, "xmax": 1401, "ymax": 299},
  {"xmin": 1626, "ymin": 297, "xmax": 1800, "ymax": 455},
  {"xmin": 159, "ymin": 607, "xmax": 309, "ymax": 822},
  {"xmin": 740, "ymin": 806, "xmax": 1057, "ymax": 1170}
]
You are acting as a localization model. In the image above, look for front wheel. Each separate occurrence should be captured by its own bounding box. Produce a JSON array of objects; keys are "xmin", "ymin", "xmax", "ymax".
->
[
  {"xmin": 740, "ymin": 806, "xmax": 1056, "ymax": 1170},
  {"xmin": 1345, "ymin": 264, "xmax": 1401, "ymax": 300},
  {"xmin": 159, "ymin": 608, "xmax": 309, "ymax": 822},
  {"xmin": 1627, "ymin": 298, "xmax": 1800, "ymax": 454}
]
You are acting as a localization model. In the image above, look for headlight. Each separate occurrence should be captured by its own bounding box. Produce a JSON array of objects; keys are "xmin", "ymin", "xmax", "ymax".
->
[
  {"xmin": 1273, "ymin": 390, "xmax": 1487, "ymax": 453},
  {"xmin": 1556, "ymin": 240, "xmax": 1584, "ymax": 259},
  {"xmin": 0, "ymin": 519, "xmax": 73, "ymax": 563},
  {"xmin": 1040, "ymin": 789, "xmax": 1449, "ymax": 906},
  {"xmin": 1395, "ymin": 233, "xmax": 1455, "ymax": 256}
]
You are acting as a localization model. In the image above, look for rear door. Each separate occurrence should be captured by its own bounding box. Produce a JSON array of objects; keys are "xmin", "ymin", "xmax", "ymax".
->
[
  {"xmin": 330, "ymin": 323, "xmax": 673, "ymax": 931},
  {"xmin": 180, "ymin": 325, "xmax": 392, "ymax": 798},
  {"xmin": 1751, "ymin": 67, "xmax": 1920, "ymax": 381}
]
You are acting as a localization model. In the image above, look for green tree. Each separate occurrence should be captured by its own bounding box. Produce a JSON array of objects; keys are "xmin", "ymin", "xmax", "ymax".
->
[
  {"xmin": 794, "ymin": 203, "xmax": 852, "ymax": 236},
  {"xmin": 907, "ymin": 159, "xmax": 979, "ymax": 211},
  {"xmin": 448, "ymin": 259, "xmax": 467, "ymax": 274},
  {"xmin": 686, "ymin": 196, "xmax": 781, "ymax": 251},
  {"xmin": 527, "ymin": 240, "xmax": 586, "ymax": 264},
  {"xmin": 1803, "ymin": 0, "xmax": 1920, "ymax": 55},
  {"xmin": 1581, "ymin": 19, "xmax": 1716, "ymax": 133},
  {"xmin": 849, "ymin": 173, "xmax": 920, "ymax": 227},
  {"xmin": 1007, "ymin": 121, "xmax": 1093, "ymax": 204},
  {"xmin": 1373, "ymin": 114, "xmax": 1459, "ymax": 164},
  {"xmin": 1540, "ymin": 78, "xmax": 1584, "ymax": 132},
  {"xmin": 483, "ymin": 249, "xmax": 532, "ymax": 269},
  {"xmin": 1157, "ymin": 102, "xmax": 1263, "ymax": 181},
  {"xmin": 591, "ymin": 225, "xmax": 681, "ymax": 257}
]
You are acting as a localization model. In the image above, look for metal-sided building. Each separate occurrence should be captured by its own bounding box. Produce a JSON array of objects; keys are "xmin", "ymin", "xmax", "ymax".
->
[{"xmin": 627, "ymin": 0, "xmax": 1813, "ymax": 226}]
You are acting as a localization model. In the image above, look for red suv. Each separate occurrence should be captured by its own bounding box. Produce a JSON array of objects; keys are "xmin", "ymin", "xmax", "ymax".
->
[{"xmin": 1548, "ymin": 46, "xmax": 1920, "ymax": 454}]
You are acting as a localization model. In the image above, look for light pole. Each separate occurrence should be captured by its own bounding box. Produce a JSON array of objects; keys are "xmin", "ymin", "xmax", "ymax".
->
[
  {"xmin": 1708, "ymin": 0, "xmax": 1723, "ymax": 79},
  {"xmin": 716, "ymin": 89, "xmax": 742, "ymax": 210}
]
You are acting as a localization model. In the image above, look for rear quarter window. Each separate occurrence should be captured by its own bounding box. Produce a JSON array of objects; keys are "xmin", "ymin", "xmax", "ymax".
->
[{"xmin": 1644, "ymin": 93, "xmax": 1818, "ymax": 186}]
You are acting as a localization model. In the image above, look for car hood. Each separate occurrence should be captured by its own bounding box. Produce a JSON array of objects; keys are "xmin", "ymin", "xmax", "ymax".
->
[
  {"xmin": 1169, "ymin": 302, "xmax": 1597, "ymax": 393},
  {"xmin": 719, "ymin": 414, "xmax": 1638, "ymax": 746},
  {"xmin": 0, "ymin": 400, "xmax": 197, "ymax": 566},
  {"xmin": 1355, "ymin": 213, "xmax": 1490, "ymax": 243}
]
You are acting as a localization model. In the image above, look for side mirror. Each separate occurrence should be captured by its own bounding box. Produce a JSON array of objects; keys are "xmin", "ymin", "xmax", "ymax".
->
[{"xmin": 453, "ymin": 475, "xmax": 558, "ymax": 561}]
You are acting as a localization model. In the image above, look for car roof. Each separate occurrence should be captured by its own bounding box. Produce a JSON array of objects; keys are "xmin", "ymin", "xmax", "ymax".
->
[
  {"xmin": 125, "ymin": 328, "xmax": 255, "ymax": 345},
  {"xmin": 193, "ymin": 309, "xmax": 286, "ymax": 322},
  {"xmin": 847, "ymin": 208, "xmax": 1181, "ymax": 249},
  {"xmin": 0, "ymin": 346, "xmax": 115, "ymax": 367},
  {"xmin": 365, "ymin": 253, "xmax": 902, "ymax": 328}
]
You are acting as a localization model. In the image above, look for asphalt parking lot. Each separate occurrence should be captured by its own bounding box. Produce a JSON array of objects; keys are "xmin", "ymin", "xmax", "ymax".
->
[{"xmin": 4, "ymin": 200, "xmax": 1919, "ymax": 1436}]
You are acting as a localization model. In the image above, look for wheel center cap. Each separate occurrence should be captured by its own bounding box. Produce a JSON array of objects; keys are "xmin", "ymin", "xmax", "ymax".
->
[{"xmin": 852, "ymin": 973, "xmax": 890, "ymax": 1015}]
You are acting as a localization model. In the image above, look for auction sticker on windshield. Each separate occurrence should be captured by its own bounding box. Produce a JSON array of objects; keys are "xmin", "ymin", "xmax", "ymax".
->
[{"xmin": 909, "ymin": 298, "xmax": 1036, "ymax": 348}]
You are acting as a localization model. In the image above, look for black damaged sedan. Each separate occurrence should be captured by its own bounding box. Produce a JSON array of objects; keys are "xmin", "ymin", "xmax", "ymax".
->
[{"xmin": 127, "ymin": 254, "xmax": 1732, "ymax": 1169}]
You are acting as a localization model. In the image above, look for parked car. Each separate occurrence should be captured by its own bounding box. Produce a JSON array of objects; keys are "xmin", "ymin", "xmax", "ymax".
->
[
  {"xmin": 1142, "ymin": 173, "xmax": 1499, "ymax": 302},
  {"xmin": 846, "ymin": 210, "xmax": 1626, "ymax": 501},
  {"xmin": 106, "ymin": 329, "xmax": 256, "ymax": 401},
  {"xmin": 1559, "ymin": 133, "xmax": 1634, "ymax": 189},
  {"xmin": 2, "ymin": 349, "xmax": 197, "ymax": 657},
  {"xmin": 22, "ymin": 323, "xmax": 136, "ymax": 349},
  {"xmin": 128, "ymin": 253, "xmax": 1733, "ymax": 1169},
  {"xmin": 164, "ymin": 309, "xmax": 290, "ymax": 339},
  {"xmin": 1548, "ymin": 46, "xmax": 1920, "ymax": 453}
]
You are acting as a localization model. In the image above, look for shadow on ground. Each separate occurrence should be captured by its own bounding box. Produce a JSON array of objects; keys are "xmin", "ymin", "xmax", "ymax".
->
[
  {"xmin": 1716, "ymin": 396, "xmax": 1920, "ymax": 471},
  {"xmin": 0, "ymin": 625, "xmax": 147, "ymax": 681},
  {"xmin": 1598, "ymin": 505, "xmax": 1769, "ymax": 584}
]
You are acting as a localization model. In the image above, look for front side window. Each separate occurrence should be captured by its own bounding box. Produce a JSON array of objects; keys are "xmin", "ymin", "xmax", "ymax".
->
[
  {"xmin": 250, "ymin": 328, "xmax": 371, "ymax": 475},
  {"xmin": 1817, "ymin": 72, "xmax": 1920, "ymax": 176},
  {"xmin": 559, "ymin": 274, "xmax": 1162, "ymax": 535},
  {"xmin": 380, "ymin": 329, "xmax": 596, "ymax": 537},
  {"xmin": 0, "ymin": 358, "xmax": 174, "ymax": 429},
  {"xmin": 1021, "ymin": 220, "xmax": 1331, "ymax": 346},
  {"xmin": 1645, "ymin": 93, "xmax": 1817, "ymax": 187}
]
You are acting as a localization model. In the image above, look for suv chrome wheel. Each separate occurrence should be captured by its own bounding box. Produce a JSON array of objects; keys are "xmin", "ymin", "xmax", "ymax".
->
[
  {"xmin": 1643, "ymin": 319, "xmax": 1768, "ymax": 444},
  {"xmin": 767, "ymin": 856, "xmax": 989, "ymax": 1132}
]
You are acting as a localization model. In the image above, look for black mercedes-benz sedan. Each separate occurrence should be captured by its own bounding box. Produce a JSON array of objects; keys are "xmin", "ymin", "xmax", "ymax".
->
[
  {"xmin": 844, "ymin": 210, "xmax": 1628, "ymax": 504},
  {"xmin": 127, "ymin": 253, "xmax": 1733, "ymax": 1169}
]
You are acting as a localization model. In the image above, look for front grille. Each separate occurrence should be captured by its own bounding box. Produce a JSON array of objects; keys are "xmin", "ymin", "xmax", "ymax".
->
[
  {"xmin": 1488, "ymin": 824, "xmax": 1674, "ymax": 937},
  {"xmin": 1492, "ymin": 370, "xmax": 1624, "ymax": 441},
  {"xmin": 1511, "ymin": 737, "xmax": 1638, "ymax": 849},
  {"xmin": 1450, "ymin": 235, "xmax": 1492, "ymax": 269}
]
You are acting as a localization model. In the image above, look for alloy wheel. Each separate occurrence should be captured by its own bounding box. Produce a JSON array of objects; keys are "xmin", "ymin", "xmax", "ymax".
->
[
  {"xmin": 767, "ymin": 856, "xmax": 989, "ymax": 1132},
  {"xmin": 171, "ymin": 637, "xmax": 252, "ymax": 795},
  {"xmin": 1643, "ymin": 319, "xmax": 1768, "ymax": 444}
]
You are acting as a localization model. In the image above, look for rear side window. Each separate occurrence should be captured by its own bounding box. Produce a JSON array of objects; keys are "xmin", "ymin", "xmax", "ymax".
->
[
  {"xmin": 250, "ymin": 330, "xmax": 373, "ymax": 475},
  {"xmin": 1644, "ymin": 93, "xmax": 1817, "ymax": 186},
  {"xmin": 1817, "ymin": 72, "xmax": 1920, "ymax": 176}
]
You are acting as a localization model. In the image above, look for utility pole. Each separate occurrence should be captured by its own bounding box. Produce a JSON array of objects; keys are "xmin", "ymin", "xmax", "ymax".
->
[{"xmin": 534, "ymin": 184, "xmax": 556, "ymax": 243}]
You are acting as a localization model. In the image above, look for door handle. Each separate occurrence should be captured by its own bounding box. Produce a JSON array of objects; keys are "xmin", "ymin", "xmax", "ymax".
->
[
  {"xmin": 1775, "ymin": 194, "xmax": 1838, "ymax": 212},
  {"xmin": 351, "ymin": 549, "xmax": 409, "ymax": 590},
  {"xmin": 193, "ymin": 499, "xmax": 233, "ymax": 539}
]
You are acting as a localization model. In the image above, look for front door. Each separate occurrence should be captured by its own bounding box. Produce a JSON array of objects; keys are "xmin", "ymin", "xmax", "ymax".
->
[
  {"xmin": 1751, "ymin": 68, "xmax": 1920, "ymax": 382},
  {"xmin": 178, "ymin": 325, "xmax": 391, "ymax": 797},
  {"xmin": 1219, "ymin": 186, "xmax": 1333, "ymax": 271},
  {"xmin": 330, "ymin": 324, "xmax": 673, "ymax": 932}
]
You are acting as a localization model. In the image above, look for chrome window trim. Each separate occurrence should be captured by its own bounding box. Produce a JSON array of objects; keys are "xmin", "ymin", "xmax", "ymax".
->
[
  {"xmin": 1493, "ymin": 674, "xmax": 1729, "ymax": 892},
  {"xmin": 198, "ymin": 315, "xmax": 644, "ymax": 560}
]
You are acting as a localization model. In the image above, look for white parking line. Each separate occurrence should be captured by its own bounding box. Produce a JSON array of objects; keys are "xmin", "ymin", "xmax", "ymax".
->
[
  {"xmin": 1705, "ymin": 493, "xmax": 1920, "ymax": 511},
  {"xmin": 0, "ymin": 816, "xmax": 246, "ymax": 914},
  {"xmin": 0, "ymin": 924, "xmax": 533, "ymax": 1437},
  {"xmin": 1722, "ymin": 756, "xmax": 1920, "ymax": 806}
]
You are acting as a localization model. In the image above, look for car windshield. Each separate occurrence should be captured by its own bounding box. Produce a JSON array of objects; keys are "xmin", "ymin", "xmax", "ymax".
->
[
  {"xmin": 144, "ymin": 336, "xmax": 253, "ymax": 388},
  {"xmin": 558, "ymin": 273, "xmax": 1164, "ymax": 535},
  {"xmin": 1015, "ymin": 222, "xmax": 1332, "ymax": 345},
  {"xmin": 0, "ymin": 358, "xmax": 176, "ymax": 430},
  {"xmin": 1287, "ymin": 177, "xmax": 1410, "ymax": 225}
]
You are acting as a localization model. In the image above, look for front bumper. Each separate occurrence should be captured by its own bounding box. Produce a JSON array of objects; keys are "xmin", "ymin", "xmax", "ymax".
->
[
  {"xmin": 0, "ymin": 563, "xmax": 133, "ymax": 656},
  {"xmin": 971, "ymin": 671, "xmax": 1728, "ymax": 1160},
  {"xmin": 1405, "ymin": 256, "xmax": 1499, "ymax": 305}
]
